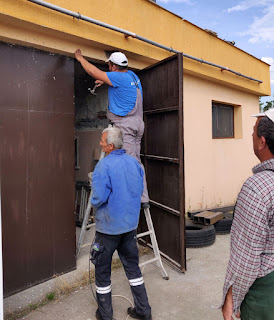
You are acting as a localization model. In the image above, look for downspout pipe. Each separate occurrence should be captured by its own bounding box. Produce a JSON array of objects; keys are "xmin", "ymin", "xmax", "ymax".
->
[{"xmin": 26, "ymin": 0, "xmax": 262, "ymax": 83}]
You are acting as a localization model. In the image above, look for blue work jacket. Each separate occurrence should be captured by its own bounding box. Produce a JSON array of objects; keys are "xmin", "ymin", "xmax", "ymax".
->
[{"xmin": 91, "ymin": 149, "xmax": 144, "ymax": 235}]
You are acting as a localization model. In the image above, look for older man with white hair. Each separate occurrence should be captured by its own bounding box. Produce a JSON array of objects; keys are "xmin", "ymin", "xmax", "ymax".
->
[
  {"xmin": 90, "ymin": 127, "xmax": 152, "ymax": 320},
  {"xmin": 222, "ymin": 108, "xmax": 274, "ymax": 320}
]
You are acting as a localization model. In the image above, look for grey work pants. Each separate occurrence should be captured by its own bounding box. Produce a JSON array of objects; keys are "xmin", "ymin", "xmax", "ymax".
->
[
  {"xmin": 112, "ymin": 117, "xmax": 149, "ymax": 203},
  {"xmin": 107, "ymin": 86, "xmax": 149, "ymax": 203}
]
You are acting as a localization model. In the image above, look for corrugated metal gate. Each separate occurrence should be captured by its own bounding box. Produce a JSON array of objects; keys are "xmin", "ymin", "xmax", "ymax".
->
[
  {"xmin": 0, "ymin": 42, "xmax": 76, "ymax": 296},
  {"xmin": 138, "ymin": 53, "xmax": 186, "ymax": 271}
]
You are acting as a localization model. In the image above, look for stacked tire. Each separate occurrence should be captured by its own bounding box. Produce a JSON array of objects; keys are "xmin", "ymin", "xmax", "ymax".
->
[
  {"xmin": 214, "ymin": 212, "xmax": 233, "ymax": 234},
  {"xmin": 185, "ymin": 220, "xmax": 216, "ymax": 248},
  {"xmin": 185, "ymin": 211, "xmax": 233, "ymax": 248}
]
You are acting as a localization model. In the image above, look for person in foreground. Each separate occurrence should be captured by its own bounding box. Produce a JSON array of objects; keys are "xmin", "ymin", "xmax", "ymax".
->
[
  {"xmin": 74, "ymin": 49, "xmax": 149, "ymax": 205},
  {"xmin": 90, "ymin": 127, "xmax": 152, "ymax": 320},
  {"xmin": 221, "ymin": 108, "xmax": 274, "ymax": 320}
]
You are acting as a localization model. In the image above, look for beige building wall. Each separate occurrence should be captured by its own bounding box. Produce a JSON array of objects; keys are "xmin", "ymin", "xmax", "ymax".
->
[{"xmin": 184, "ymin": 73, "xmax": 259, "ymax": 211}]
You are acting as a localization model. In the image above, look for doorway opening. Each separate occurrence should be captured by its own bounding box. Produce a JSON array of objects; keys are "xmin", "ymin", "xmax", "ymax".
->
[{"xmin": 74, "ymin": 59, "xmax": 109, "ymax": 256}]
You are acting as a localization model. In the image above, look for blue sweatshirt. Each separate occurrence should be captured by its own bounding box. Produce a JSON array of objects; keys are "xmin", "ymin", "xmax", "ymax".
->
[{"xmin": 91, "ymin": 149, "xmax": 144, "ymax": 235}]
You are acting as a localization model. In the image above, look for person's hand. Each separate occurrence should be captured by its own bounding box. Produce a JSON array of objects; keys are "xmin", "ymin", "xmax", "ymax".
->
[
  {"xmin": 222, "ymin": 287, "xmax": 234, "ymax": 320},
  {"xmin": 74, "ymin": 49, "xmax": 83, "ymax": 62},
  {"xmin": 235, "ymin": 311, "xmax": 240, "ymax": 318},
  {"xmin": 95, "ymin": 79, "xmax": 104, "ymax": 87},
  {"xmin": 222, "ymin": 304, "xmax": 234, "ymax": 320}
]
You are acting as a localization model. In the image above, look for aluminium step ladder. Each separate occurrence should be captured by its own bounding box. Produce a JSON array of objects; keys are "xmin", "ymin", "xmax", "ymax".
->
[
  {"xmin": 76, "ymin": 183, "xmax": 94, "ymax": 257},
  {"xmin": 137, "ymin": 207, "xmax": 169, "ymax": 280},
  {"xmin": 76, "ymin": 151, "xmax": 105, "ymax": 258},
  {"xmin": 77, "ymin": 196, "xmax": 169, "ymax": 280}
]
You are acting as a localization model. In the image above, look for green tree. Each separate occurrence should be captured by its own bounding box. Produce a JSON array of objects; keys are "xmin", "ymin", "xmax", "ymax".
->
[
  {"xmin": 259, "ymin": 97, "xmax": 264, "ymax": 112},
  {"xmin": 260, "ymin": 95, "xmax": 274, "ymax": 112}
]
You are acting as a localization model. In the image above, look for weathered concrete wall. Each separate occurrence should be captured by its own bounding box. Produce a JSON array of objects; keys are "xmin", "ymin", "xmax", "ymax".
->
[
  {"xmin": 75, "ymin": 129, "xmax": 102, "ymax": 181},
  {"xmin": 74, "ymin": 61, "xmax": 109, "ymax": 129},
  {"xmin": 74, "ymin": 60, "xmax": 109, "ymax": 182}
]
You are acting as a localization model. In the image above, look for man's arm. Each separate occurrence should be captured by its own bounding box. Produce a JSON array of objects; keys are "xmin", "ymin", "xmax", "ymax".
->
[
  {"xmin": 91, "ymin": 161, "xmax": 111, "ymax": 208},
  {"xmin": 222, "ymin": 287, "xmax": 240, "ymax": 320},
  {"xmin": 74, "ymin": 49, "xmax": 112, "ymax": 86}
]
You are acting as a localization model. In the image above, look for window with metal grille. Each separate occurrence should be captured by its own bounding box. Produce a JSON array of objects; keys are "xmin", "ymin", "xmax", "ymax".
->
[{"xmin": 212, "ymin": 103, "xmax": 234, "ymax": 138}]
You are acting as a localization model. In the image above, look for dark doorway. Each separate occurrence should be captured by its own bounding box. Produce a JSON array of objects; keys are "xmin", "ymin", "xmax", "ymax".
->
[
  {"xmin": 0, "ymin": 42, "xmax": 76, "ymax": 296},
  {"xmin": 138, "ymin": 53, "xmax": 186, "ymax": 271}
]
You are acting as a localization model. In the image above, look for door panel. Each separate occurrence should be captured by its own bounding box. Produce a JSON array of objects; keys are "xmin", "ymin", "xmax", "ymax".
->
[
  {"xmin": 0, "ymin": 42, "xmax": 75, "ymax": 296},
  {"xmin": 149, "ymin": 206, "xmax": 181, "ymax": 264},
  {"xmin": 146, "ymin": 111, "xmax": 179, "ymax": 158},
  {"xmin": 138, "ymin": 53, "xmax": 185, "ymax": 271},
  {"xmin": 146, "ymin": 161, "xmax": 180, "ymax": 210}
]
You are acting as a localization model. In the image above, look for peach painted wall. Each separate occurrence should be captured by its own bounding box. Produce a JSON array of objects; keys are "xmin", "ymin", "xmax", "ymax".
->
[{"xmin": 183, "ymin": 73, "xmax": 260, "ymax": 211}]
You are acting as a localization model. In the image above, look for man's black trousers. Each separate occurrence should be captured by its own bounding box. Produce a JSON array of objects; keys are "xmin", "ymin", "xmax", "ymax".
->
[{"xmin": 90, "ymin": 229, "xmax": 151, "ymax": 320}]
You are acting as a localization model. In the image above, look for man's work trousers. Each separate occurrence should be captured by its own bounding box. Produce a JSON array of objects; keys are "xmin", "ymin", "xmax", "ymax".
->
[
  {"xmin": 240, "ymin": 270, "xmax": 274, "ymax": 320},
  {"xmin": 107, "ymin": 87, "xmax": 149, "ymax": 203},
  {"xmin": 90, "ymin": 230, "xmax": 151, "ymax": 320}
]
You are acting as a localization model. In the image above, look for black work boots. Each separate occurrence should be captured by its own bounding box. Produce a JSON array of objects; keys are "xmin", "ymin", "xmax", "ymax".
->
[{"xmin": 127, "ymin": 307, "xmax": 152, "ymax": 320}]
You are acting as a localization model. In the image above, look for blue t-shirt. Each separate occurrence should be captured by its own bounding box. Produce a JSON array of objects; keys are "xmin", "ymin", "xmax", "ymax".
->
[{"xmin": 106, "ymin": 70, "xmax": 143, "ymax": 116}]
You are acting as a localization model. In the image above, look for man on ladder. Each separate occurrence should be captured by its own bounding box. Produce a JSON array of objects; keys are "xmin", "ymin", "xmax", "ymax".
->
[
  {"xmin": 90, "ymin": 127, "xmax": 152, "ymax": 320},
  {"xmin": 74, "ymin": 49, "xmax": 149, "ymax": 206}
]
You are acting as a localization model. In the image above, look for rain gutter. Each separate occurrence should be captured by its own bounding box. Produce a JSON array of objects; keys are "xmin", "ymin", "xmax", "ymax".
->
[{"xmin": 26, "ymin": 0, "xmax": 263, "ymax": 83}]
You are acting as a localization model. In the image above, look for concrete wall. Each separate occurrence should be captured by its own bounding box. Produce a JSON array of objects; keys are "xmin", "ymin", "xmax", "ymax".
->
[
  {"xmin": 74, "ymin": 60, "xmax": 109, "ymax": 128},
  {"xmin": 74, "ymin": 59, "xmax": 108, "ymax": 182},
  {"xmin": 184, "ymin": 73, "xmax": 259, "ymax": 211},
  {"xmin": 75, "ymin": 129, "xmax": 102, "ymax": 181}
]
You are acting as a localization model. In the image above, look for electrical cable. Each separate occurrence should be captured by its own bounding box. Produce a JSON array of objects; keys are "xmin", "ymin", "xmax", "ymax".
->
[{"xmin": 112, "ymin": 295, "xmax": 134, "ymax": 320}]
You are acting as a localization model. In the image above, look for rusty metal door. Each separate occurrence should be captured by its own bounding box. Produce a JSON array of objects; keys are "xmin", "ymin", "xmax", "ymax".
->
[
  {"xmin": 138, "ymin": 53, "xmax": 185, "ymax": 271},
  {"xmin": 0, "ymin": 42, "xmax": 75, "ymax": 296}
]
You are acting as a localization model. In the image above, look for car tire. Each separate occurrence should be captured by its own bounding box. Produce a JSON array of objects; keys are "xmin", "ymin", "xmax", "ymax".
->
[
  {"xmin": 185, "ymin": 220, "xmax": 216, "ymax": 248},
  {"xmin": 214, "ymin": 212, "xmax": 233, "ymax": 234}
]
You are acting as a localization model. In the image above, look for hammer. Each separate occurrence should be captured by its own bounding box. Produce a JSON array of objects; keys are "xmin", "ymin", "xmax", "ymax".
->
[{"xmin": 88, "ymin": 84, "xmax": 99, "ymax": 95}]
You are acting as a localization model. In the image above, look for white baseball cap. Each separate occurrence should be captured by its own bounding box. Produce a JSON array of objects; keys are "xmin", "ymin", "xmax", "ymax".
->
[
  {"xmin": 106, "ymin": 52, "xmax": 128, "ymax": 67},
  {"xmin": 252, "ymin": 108, "xmax": 274, "ymax": 123}
]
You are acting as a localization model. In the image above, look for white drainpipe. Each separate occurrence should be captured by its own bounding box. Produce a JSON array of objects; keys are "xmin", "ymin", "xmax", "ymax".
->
[{"xmin": 26, "ymin": 0, "xmax": 263, "ymax": 84}]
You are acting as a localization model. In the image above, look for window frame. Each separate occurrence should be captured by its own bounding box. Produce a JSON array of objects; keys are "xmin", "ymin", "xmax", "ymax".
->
[{"xmin": 212, "ymin": 102, "xmax": 235, "ymax": 139}]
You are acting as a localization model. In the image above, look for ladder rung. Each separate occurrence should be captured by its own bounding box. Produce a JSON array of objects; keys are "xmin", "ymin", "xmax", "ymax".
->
[
  {"xmin": 86, "ymin": 223, "xmax": 95, "ymax": 228},
  {"xmin": 139, "ymin": 257, "xmax": 158, "ymax": 267},
  {"xmin": 137, "ymin": 230, "xmax": 152, "ymax": 238}
]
